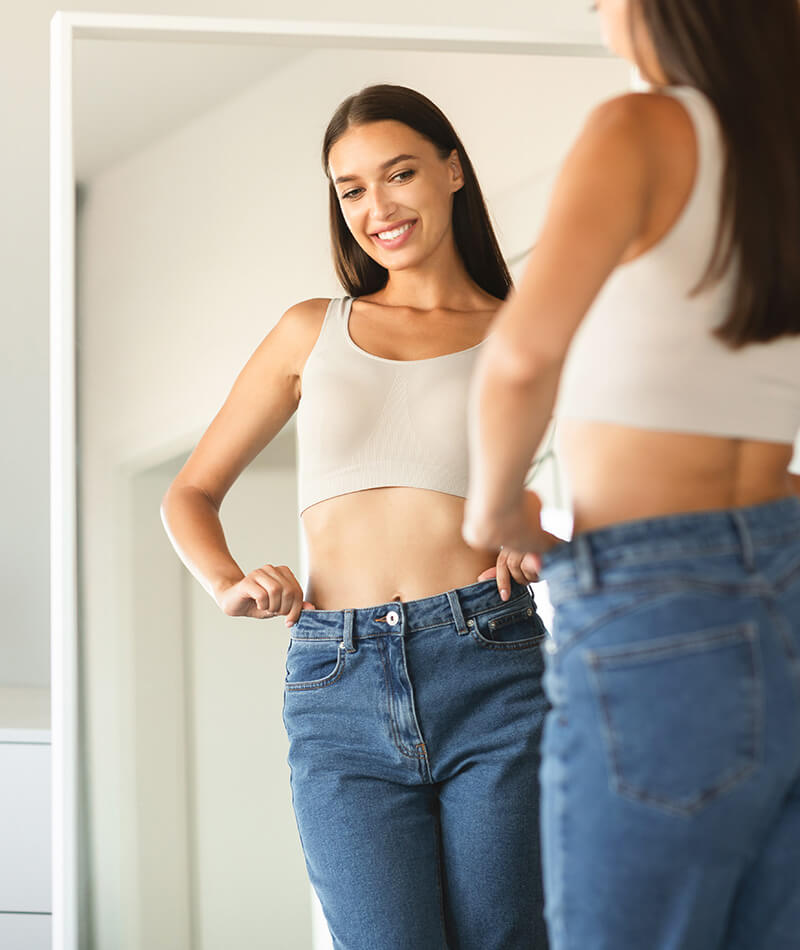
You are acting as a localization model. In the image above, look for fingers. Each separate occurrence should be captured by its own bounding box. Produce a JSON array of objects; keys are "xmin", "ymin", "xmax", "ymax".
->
[
  {"xmin": 520, "ymin": 552, "xmax": 541, "ymax": 583},
  {"xmin": 476, "ymin": 566, "xmax": 497, "ymax": 583},
  {"xmin": 495, "ymin": 550, "xmax": 511, "ymax": 601}
]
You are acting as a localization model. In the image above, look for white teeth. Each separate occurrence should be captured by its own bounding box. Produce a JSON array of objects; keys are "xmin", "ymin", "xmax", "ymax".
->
[{"xmin": 377, "ymin": 222, "xmax": 413, "ymax": 241}]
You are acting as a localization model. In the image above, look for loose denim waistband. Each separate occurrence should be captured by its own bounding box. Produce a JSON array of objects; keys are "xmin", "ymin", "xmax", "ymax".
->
[
  {"xmin": 540, "ymin": 495, "xmax": 800, "ymax": 586},
  {"xmin": 291, "ymin": 576, "xmax": 532, "ymax": 641}
]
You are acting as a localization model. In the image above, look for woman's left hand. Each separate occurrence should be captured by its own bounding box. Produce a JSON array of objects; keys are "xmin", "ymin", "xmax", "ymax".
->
[{"xmin": 477, "ymin": 547, "xmax": 542, "ymax": 601}]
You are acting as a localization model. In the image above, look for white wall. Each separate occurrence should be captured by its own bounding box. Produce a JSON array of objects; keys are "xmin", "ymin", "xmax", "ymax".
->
[{"xmin": 77, "ymin": 42, "xmax": 628, "ymax": 948}]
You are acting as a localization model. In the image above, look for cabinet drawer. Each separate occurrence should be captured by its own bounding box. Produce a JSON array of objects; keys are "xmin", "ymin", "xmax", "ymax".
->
[
  {"xmin": 0, "ymin": 913, "xmax": 51, "ymax": 949},
  {"xmin": 0, "ymin": 744, "xmax": 51, "ymax": 911}
]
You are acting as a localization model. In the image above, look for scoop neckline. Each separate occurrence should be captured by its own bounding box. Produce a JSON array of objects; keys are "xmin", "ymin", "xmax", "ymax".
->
[{"xmin": 343, "ymin": 296, "xmax": 488, "ymax": 365}]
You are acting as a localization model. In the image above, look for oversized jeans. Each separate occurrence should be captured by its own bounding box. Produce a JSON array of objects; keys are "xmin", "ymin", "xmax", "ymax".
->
[
  {"xmin": 538, "ymin": 496, "xmax": 800, "ymax": 950},
  {"xmin": 282, "ymin": 576, "xmax": 551, "ymax": 949}
]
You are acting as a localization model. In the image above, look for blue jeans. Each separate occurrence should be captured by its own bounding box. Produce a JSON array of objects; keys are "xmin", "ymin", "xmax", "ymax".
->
[
  {"xmin": 538, "ymin": 496, "xmax": 800, "ymax": 950},
  {"xmin": 281, "ymin": 577, "xmax": 551, "ymax": 949}
]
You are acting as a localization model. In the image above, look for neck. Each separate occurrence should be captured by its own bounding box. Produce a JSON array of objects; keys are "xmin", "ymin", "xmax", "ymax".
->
[{"xmin": 377, "ymin": 230, "xmax": 490, "ymax": 312}]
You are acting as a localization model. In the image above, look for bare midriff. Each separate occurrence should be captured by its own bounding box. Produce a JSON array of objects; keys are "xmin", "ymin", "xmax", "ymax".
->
[
  {"xmin": 301, "ymin": 487, "xmax": 496, "ymax": 610},
  {"xmin": 560, "ymin": 420, "xmax": 796, "ymax": 536}
]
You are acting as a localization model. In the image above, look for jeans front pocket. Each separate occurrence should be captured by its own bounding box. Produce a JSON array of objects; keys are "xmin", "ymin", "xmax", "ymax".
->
[
  {"xmin": 284, "ymin": 638, "xmax": 347, "ymax": 692},
  {"xmin": 585, "ymin": 622, "xmax": 762, "ymax": 816},
  {"xmin": 470, "ymin": 593, "xmax": 549, "ymax": 651}
]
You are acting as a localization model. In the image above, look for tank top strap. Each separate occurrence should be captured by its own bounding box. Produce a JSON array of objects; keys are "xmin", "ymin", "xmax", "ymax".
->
[
  {"xmin": 310, "ymin": 296, "xmax": 353, "ymax": 359},
  {"xmin": 660, "ymin": 84, "xmax": 723, "ymax": 176}
]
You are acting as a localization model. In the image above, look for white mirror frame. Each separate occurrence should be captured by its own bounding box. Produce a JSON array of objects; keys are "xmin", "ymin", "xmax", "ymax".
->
[{"xmin": 50, "ymin": 13, "xmax": 607, "ymax": 949}]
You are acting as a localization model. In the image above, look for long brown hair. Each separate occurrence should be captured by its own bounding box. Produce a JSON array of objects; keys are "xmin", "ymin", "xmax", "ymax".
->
[
  {"xmin": 322, "ymin": 84, "xmax": 512, "ymax": 300},
  {"xmin": 632, "ymin": 0, "xmax": 800, "ymax": 347}
]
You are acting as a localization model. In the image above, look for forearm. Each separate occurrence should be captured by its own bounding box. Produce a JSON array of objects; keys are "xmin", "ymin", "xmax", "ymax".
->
[
  {"xmin": 467, "ymin": 333, "xmax": 560, "ymax": 527},
  {"xmin": 160, "ymin": 485, "xmax": 245, "ymax": 601}
]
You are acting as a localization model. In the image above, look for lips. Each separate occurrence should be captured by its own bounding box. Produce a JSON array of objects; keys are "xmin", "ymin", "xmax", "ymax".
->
[{"xmin": 370, "ymin": 219, "xmax": 417, "ymax": 250}]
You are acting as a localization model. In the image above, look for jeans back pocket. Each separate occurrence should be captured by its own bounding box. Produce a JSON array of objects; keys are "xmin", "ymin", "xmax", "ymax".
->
[{"xmin": 585, "ymin": 622, "xmax": 762, "ymax": 816}]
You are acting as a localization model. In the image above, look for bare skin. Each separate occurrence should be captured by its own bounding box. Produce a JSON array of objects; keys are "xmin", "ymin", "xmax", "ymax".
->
[
  {"xmin": 464, "ymin": 0, "xmax": 796, "ymax": 554},
  {"xmin": 161, "ymin": 120, "xmax": 531, "ymax": 626}
]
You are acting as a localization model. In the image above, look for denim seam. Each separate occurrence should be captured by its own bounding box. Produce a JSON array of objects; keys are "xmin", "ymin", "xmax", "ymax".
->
[
  {"xmin": 773, "ymin": 555, "xmax": 800, "ymax": 593},
  {"xmin": 398, "ymin": 632, "xmax": 433, "ymax": 778},
  {"xmin": 469, "ymin": 622, "xmax": 547, "ymax": 652},
  {"xmin": 549, "ymin": 592, "xmax": 657, "ymax": 658},
  {"xmin": 586, "ymin": 623, "xmax": 762, "ymax": 817},
  {"xmin": 376, "ymin": 638, "xmax": 425, "ymax": 760},
  {"xmin": 550, "ymin": 575, "xmax": 774, "ymax": 611},
  {"xmin": 284, "ymin": 648, "xmax": 347, "ymax": 692},
  {"xmin": 431, "ymin": 810, "xmax": 449, "ymax": 946},
  {"xmin": 290, "ymin": 592, "xmax": 534, "ymax": 640}
]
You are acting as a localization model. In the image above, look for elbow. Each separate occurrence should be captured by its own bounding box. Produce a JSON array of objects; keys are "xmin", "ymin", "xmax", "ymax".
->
[{"xmin": 483, "ymin": 333, "xmax": 564, "ymax": 388}]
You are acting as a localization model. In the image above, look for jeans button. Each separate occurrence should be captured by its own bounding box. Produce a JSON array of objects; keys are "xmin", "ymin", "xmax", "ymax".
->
[{"xmin": 386, "ymin": 610, "xmax": 400, "ymax": 626}]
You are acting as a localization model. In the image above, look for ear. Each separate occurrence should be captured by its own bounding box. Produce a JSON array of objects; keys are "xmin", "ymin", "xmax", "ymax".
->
[{"xmin": 448, "ymin": 149, "xmax": 465, "ymax": 193}]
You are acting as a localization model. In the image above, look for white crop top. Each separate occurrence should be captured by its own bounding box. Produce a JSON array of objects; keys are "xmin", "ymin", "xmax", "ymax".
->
[
  {"xmin": 296, "ymin": 297, "xmax": 487, "ymax": 514},
  {"xmin": 555, "ymin": 85, "xmax": 800, "ymax": 447}
]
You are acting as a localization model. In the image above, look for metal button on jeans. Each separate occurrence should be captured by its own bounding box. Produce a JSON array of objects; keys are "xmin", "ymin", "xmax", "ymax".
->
[{"xmin": 386, "ymin": 610, "xmax": 400, "ymax": 626}]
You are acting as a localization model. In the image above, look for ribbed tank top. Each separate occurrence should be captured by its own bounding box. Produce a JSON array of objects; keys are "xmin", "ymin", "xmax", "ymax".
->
[
  {"xmin": 296, "ymin": 297, "xmax": 487, "ymax": 514},
  {"xmin": 555, "ymin": 85, "xmax": 800, "ymax": 445}
]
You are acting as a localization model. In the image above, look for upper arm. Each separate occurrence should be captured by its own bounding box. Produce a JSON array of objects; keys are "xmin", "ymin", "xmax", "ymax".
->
[
  {"xmin": 166, "ymin": 297, "xmax": 329, "ymax": 508},
  {"xmin": 495, "ymin": 94, "xmax": 660, "ymax": 373}
]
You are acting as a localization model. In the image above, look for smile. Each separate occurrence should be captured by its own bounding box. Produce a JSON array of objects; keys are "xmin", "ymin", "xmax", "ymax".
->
[
  {"xmin": 376, "ymin": 222, "xmax": 413, "ymax": 240},
  {"xmin": 370, "ymin": 219, "xmax": 417, "ymax": 248}
]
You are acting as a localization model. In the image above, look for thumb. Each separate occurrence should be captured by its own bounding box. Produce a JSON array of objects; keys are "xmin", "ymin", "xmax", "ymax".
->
[{"xmin": 302, "ymin": 600, "xmax": 317, "ymax": 610}]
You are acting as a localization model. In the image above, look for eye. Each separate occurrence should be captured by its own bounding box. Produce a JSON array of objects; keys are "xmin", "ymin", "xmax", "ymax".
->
[
  {"xmin": 390, "ymin": 169, "xmax": 415, "ymax": 183},
  {"xmin": 340, "ymin": 187, "xmax": 363, "ymax": 201}
]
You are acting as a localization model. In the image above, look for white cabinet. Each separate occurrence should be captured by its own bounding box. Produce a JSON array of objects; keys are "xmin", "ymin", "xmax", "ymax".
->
[
  {"xmin": 0, "ymin": 914, "xmax": 51, "ymax": 947},
  {"xmin": 0, "ymin": 721, "xmax": 51, "ymax": 950}
]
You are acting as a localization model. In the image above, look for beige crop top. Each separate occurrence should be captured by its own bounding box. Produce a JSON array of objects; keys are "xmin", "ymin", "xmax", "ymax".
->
[
  {"xmin": 555, "ymin": 85, "xmax": 800, "ymax": 447},
  {"xmin": 296, "ymin": 297, "xmax": 487, "ymax": 514}
]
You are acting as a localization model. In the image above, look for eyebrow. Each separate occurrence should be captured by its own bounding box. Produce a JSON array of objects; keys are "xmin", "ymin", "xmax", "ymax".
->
[{"xmin": 334, "ymin": 154, "xmax": 419, "ymax": 185}]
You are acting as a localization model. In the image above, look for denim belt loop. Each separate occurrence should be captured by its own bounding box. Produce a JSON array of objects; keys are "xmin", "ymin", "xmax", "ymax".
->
[
  {"xmin": 729, "ymin": 510, "xmax": 757, "ymax": 573},
  {"xmin": 342, "ymin": 609, "xmax": 356, "ymax": 652},
  {"xmin": 573, "ymin": 535, "xmax": 599, "ymax": 594},
  {"xmin": 446, "ymin": 589, "xmax": 469, "ymax": 636}
]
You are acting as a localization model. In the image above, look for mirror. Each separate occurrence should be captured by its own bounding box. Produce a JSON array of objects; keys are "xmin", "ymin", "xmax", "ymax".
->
[{"xmin": 54, "ymin": 14, "xmax": 630, "ymax": 949}]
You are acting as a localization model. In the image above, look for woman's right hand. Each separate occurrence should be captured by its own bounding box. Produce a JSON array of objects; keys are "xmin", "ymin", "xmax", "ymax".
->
[{"xmin": 216, "ymin": 564, "xmax": 316, "ymax": 627}]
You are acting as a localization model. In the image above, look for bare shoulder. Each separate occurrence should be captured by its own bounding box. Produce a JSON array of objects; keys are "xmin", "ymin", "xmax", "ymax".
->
[
  {"xmin": 252, "ymin": 296, "xmax": 331, "ymax": 375},
  {"xmin": 593, "ymin": 91, "xmax": 694, "ymax": 149},
  {"xmin": 272, "ymin": 297, "xmax": 331, "ymax": 350}
]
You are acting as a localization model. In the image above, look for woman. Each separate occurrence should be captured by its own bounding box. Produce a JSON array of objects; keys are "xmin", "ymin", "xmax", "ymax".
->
[
  {"xmin": 464, "ymin": 2, "xmax": 800, "ymax": 949},
  {"xmin": 161, "ymin": 84, "xmax": 550, "ymax": 949}
]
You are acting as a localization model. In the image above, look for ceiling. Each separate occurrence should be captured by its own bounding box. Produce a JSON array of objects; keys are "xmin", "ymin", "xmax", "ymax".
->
[{"xmin": 74, "ymin": 39, "xmax": 306, "ymax": 182}]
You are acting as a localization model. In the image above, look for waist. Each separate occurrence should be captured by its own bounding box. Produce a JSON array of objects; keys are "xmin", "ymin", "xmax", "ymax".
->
[
  {"xmin": 540, "ymin": 495, "xmax": 800, "ymax": 599},
  {"xmin": 302, "ymin": 487, "xmax": 496, "ymax": 609},
  {"xmin": 292, "ymin": 576, "xmax": 531, "ymax": 638},
  {"xmin": 559, "ymin": 421, "xmax": 796, "ymax": 534}
]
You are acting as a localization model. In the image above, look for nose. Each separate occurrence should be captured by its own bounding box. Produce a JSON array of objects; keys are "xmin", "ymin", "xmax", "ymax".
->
[{"xmin": 367, "ymin": 184, "xmax": 397, "ymax": 223}]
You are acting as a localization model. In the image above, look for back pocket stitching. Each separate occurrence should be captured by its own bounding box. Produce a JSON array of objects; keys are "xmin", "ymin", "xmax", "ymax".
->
[{"xmin": 586, "ymin": 622, "xmax": 762, "ymax": 817}]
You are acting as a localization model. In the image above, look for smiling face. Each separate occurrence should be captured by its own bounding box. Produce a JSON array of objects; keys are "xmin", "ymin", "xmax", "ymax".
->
[{"xmin": 327, "ymin": 120, "xmax": 464, "ymax": 274}]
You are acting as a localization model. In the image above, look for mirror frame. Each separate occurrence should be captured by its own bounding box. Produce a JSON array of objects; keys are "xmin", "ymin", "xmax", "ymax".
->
[{"xmin": 50, "ymin": 12, "xmax": 608, "ymax": 949}]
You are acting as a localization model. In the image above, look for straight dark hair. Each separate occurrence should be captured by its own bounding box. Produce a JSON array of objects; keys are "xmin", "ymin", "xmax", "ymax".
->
[
  {"xmin": 321, "ymin": 84, "xmax": 512, "ymax": 300},
  {"xmin": 632, "ymin": 0, "xmax": 800, "ymax": 347}
]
